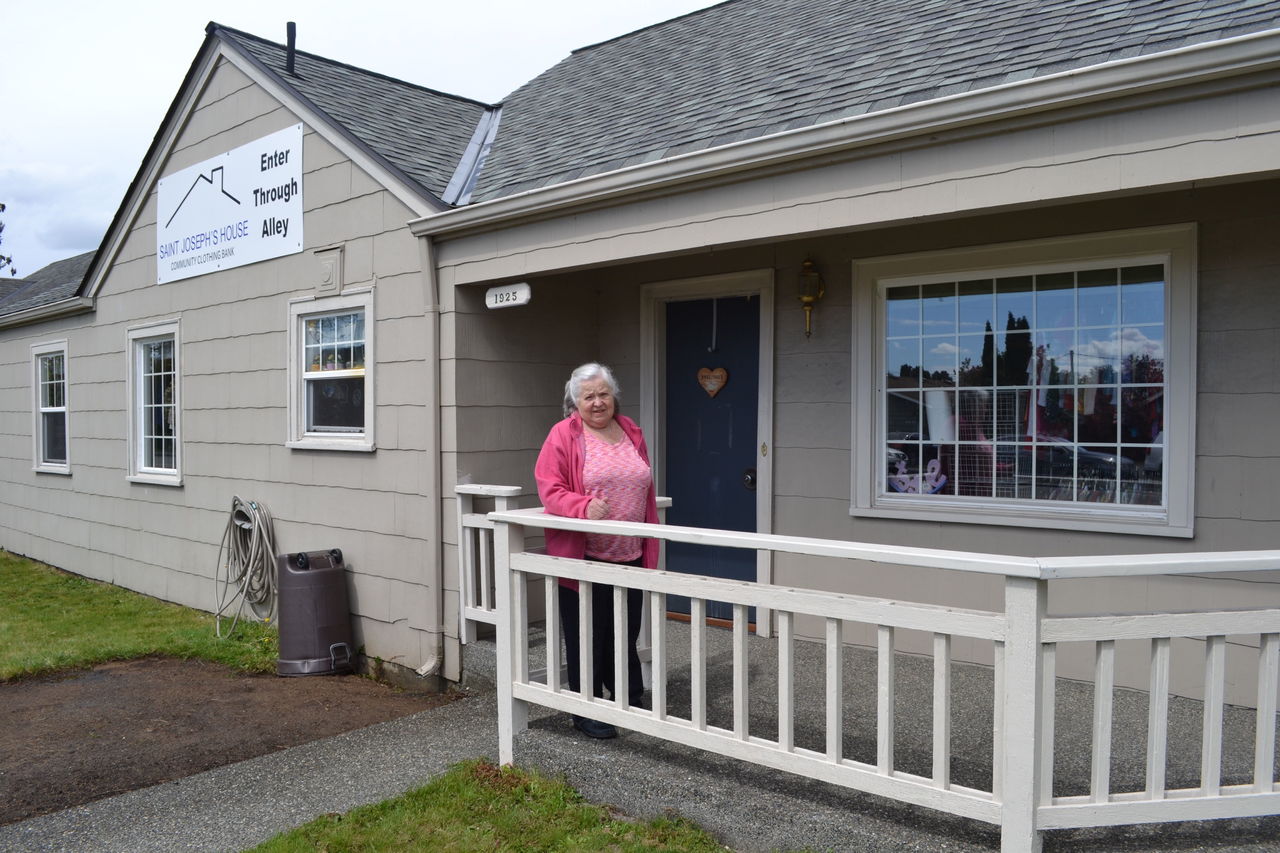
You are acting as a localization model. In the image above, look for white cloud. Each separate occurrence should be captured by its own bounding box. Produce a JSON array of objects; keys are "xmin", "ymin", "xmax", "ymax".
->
[
  {"xmin": 1, "ymin": 0, "xmax": 721, "ymax": 276},
  {"xmin": 43, "ymin": 216, "xmax": 108, "ymax": 252},
  {"xmin": 1075, "ymin": 327, "xmax": 1165, "ymax": 362}
]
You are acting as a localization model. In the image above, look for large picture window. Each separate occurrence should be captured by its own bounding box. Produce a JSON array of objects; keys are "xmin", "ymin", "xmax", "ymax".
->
[
  {"xmin": 32, "ymin": 341, "xmax": 69, "ymax": 473},
  {"xmin": 127, "ymin": 321, "xmax": 182, "ymax": 485},
  {"xmin": 853, "ymin": 226, "xmax": 1195, "ymax": 536},
  {"xmin": 288, "ymin": 290, "xmax": 375, "ymax": 451}
]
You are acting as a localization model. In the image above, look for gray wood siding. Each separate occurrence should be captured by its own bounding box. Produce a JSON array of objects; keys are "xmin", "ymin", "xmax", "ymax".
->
[
  {"xmin": 0, "ymin": 58, "xmax": 437, "ymax": 675},
  {"xmin": 435, "ymin": 178, "xmax": 1280, "ymax": 703},
  {"xmin": 445, "ymin": 279, "xmax": 598, "ymax": 500}
]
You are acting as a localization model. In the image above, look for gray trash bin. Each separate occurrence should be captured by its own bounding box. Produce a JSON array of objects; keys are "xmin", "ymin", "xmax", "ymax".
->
[{"xmin": 277, "ymin": 549, "xmax": 354, "ymax": 676}]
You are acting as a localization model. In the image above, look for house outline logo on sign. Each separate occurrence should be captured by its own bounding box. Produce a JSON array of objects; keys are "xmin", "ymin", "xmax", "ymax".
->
[{"xmin": 156, "ymin": 124, "xmax": 304, "ymax": 284}]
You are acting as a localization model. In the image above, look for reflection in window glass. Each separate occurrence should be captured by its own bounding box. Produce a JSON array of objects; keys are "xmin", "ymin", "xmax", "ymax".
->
[
  {"xmin": 996, "ymin": 276, "xmax": 1033, "ymax": 331},
  {"xmin": 140, "ymin": 338, "xmax": 176, "ymax": 471},
  {"xmin": 922, "ymin": 282, "xmax": 957, "ymax": 336},
  {"xmin": 1035, "ymin": 329, "xmax": 1076, "ymax": 384},
  {"xmin": 922, "ymin": 336, "xmax": 957, "ymax": 385},
  {"xmin": 307, "ymin": 377, "xmax": 364, "ymax": 431},
  {"xmin": 886, "ymin": 286, "xmax": 920, "ymax": 337},
  {"xmin": 37, "ymin": 351, "xmax": 67, "ymax": 465},
  {"xmin": 1076, "ymin": 386, "xmax": 1119, "ymax": 445},
  {"xmin": 882, "ymin": 264, "xmax": 1164, "ymax": 508},
  {"xmin": 305, "ymin": 310, "xmax": 366, "ymax": 373},
  {"xmin": 1121, "ymin": 265, "xmax": 1164, "ymax": 325},
  {"xmin": 957, "ymin": 333, "xmax": 992, "ymax": 386},
  {"xmin": 957, "ymin": 279, "xmax": 994, "ymax": 334},
  {"xmin": 1035, "ymin": 272, "xmax": 1075, "ymax": 328},
  {"xmin": 886, "ymin": 338, "xmax": 920, "ymax": 384},
  {"xmin": 1078, "ymin": 268, "xmax": 1118, "ymax": 327},
  {"xmin": 303, "ymin": 309, "xmax": 367, "ymax": 433},
  {"xmin": 1122, "ymin": 325, "xmax": 1164, "ymax": 383},
  {"xmin": 1076, "ymin": 326, "xmax": 1120, "ymax": 384}
]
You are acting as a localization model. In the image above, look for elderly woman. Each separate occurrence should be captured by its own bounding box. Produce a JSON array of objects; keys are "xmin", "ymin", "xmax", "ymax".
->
[{"xmin": 535, "ymin": 362, "xmax": 659, "ymax": 739}]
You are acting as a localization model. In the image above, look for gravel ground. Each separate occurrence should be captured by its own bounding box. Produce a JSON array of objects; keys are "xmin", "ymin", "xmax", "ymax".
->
[{"xmin": 4, "ymin": 621, "xmax": 1278, "ymax": 853}]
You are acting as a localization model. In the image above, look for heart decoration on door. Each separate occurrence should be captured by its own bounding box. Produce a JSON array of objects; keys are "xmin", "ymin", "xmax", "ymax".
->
[{"xmin": 697, "ymin": 367, "xmax": 729, "ymax": 398}]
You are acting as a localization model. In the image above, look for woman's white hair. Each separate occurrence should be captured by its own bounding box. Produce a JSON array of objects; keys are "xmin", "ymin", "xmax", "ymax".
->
[{"xmin": 563, "ymin": 362, "xmax": 620, "ymax": 417}]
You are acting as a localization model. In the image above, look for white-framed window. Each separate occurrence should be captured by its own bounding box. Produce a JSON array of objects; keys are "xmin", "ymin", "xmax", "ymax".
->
[
  {"xmin": 287, "ymin": 289, "xmax": 375, "ymax": 451},
  {"xmin": 852, "ymin": 225, "xmax": 1195, "ymax": 537},
  {"xmin": 32, "ymin": 340, "xmax": 69, "ymax": 474},
  {"xmin": 127, "ymin": 320, "xmax": 183, "ymax": 485}
]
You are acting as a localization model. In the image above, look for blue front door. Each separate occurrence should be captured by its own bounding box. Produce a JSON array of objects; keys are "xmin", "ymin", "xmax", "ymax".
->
[{"xmin": 664, "ymin": 296, "xmax": 759, "ymax": 621}]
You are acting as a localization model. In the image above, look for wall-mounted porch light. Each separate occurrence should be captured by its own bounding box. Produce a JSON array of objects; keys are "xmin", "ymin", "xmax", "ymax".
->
[{"xmin": 797, "ymin": 258, "xmax": 825, "ymax": 338}]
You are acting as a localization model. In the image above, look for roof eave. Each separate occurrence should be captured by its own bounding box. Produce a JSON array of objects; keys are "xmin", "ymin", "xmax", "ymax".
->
[
  {"xmin": 0, "ymin": 296, "xmax": 95, "ymax": 330},
  {"xmin": 410, "ymin": 27, "xmax": 1280, "ymax": 240}
]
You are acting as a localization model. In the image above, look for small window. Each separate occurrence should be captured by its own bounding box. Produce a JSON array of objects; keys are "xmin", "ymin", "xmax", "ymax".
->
[
  {"xmin": 32, "ymin": 341, "xmax": 69, "ymax": 473},
  {"xmin": 853, "ymin": 225, "xmax": 1195, "ymax": 537},
  {"xmin": 127, "ymin": 321, "xmax": 182, "ymax": 485},
  {"xmin": 288, "ymin": 290, "xmax": 374, "ymax": 451}
]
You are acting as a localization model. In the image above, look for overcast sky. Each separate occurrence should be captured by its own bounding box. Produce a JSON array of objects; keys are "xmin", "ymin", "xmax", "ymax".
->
[{"xmin": 2, "ymin": 0, "xmax": 723, "ymax": 278}]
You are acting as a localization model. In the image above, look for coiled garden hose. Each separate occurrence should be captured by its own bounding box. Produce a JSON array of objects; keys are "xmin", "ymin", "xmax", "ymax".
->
[{"xmin": 214, "ymin": 496, "xmax": 278, "ymax": 638}]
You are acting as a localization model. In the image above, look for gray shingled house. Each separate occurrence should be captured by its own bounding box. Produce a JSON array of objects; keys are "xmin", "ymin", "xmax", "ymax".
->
[
  {"xmin": 0, "ymin": 22, "xmax": 487, "ymax": 681},
  {"xmin": 1, "ymin": 0, "xmax": 1279, "ymax": 699},
  {"xmin": 411, "ymin": 0, "xmax": 1280, "ymax": 700}
]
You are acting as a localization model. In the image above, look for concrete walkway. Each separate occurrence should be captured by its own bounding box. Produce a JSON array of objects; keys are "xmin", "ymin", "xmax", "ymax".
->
[{"xmin": 2, "ymin": 623, "xmax": 1278, "ymax": 852}]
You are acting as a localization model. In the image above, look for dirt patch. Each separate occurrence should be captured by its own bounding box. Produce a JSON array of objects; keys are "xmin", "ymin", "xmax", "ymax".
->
[{"xmin": 0, "ymin": 657, "xmax": 458, "ymax": 826}]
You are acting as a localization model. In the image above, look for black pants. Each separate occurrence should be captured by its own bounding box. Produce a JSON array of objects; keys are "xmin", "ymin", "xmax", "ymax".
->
[{"xmin": 559, "ymin": 564, "xmax": 644, "ymax": 705}]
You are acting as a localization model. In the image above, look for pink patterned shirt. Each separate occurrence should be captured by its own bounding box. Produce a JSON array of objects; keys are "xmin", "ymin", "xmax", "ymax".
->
[{"xmin": 582, "ymin": 431, "xmax": 652, "ymax": 562}]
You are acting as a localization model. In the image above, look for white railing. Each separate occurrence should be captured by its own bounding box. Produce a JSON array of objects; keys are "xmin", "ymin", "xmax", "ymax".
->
[
  {"xmin": 455, "ymin": 485, "xmax": 671, "ymax": 644},
  {"xmin": 455, "ymin": 485, "xmax": 524, "ymax": 644},
  {"xmin": 486, "ymin": 505, "xmax": 1280, "ymax": 853}
]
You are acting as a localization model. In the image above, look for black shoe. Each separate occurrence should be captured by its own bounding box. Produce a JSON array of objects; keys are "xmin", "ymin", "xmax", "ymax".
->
[{"xmin": 571, "ymin": 715, "xmax": 618, "ymax": 739}]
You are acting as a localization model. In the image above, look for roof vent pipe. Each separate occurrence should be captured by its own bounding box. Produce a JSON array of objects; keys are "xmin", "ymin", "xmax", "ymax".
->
[{"xmin": 286, "ymin": 22, "xmax": 297, "ymax": 75}]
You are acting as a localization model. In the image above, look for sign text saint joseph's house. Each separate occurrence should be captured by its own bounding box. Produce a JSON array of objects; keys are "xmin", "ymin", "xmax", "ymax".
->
[{"xmin": 156, "ymin": 124, "xmax": 304, "ymax": 284}]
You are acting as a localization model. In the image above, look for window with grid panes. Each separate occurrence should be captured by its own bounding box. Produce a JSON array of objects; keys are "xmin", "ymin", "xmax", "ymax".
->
[
  {"xmin": 288, "ymin": 290, "xmax": 375, "ymax": 451},
  {"xmin": 304, "ymin": 310, "xmax": 366, "ymax": 432},
  {"xmin": 853, "ymin": 226, "xmax": 1194, "ymax": 536},
  {"xmin": 882, "ymin": 266, "xmax": 1164, "ymax": 505},
  {"xmin": 33, "ymin": 343, "xmax": 68, "ymax": 471},
  {"xmin": 127, "ymin": 322, "xmax": 182, "ymax": 485}
]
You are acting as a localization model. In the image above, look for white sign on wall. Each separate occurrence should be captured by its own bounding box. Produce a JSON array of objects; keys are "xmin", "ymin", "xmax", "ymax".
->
[{"xmin": 156, "ymin": 124, "xmax": 304, "ymax": 284}]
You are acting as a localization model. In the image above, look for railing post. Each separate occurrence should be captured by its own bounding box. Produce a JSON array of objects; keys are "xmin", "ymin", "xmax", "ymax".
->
[
  {"xmin": 636, "ymin": 496, "xmax": 672, "ymax": 690},
  {"xmin": 1000, "ymin": 575, "xmax": 1047, "ymax": 853},
  {"xmin": 494, "ymin": 515, "xmax": 527, "ymax": 765},
  {"xmin": 455, "ymin": 485, "xmax": 523, "ymax": 645},
  {"xmin": 455, "ymin": 490, "xmax": 475, "ymax": 644}
]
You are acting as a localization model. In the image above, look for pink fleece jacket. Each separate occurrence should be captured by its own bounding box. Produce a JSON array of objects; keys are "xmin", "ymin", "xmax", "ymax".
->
[{"xmin": 534, "ymin": 412, "xmax": 660, "ymax": 578}]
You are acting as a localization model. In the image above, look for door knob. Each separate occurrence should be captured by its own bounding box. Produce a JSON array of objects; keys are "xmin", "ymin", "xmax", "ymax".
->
[{"xmin": 742, "ymin": 468, "xmax": 757, "ymax": 491}]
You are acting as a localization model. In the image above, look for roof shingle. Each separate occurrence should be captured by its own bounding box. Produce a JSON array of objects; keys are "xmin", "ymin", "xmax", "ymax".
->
[
  {"xmin": 215, "ymin": 25, "xmax": 491, "ymax": 202},
  {"xmin": 470, "ymin": 0, "xmax": 1280, "ymax": 202},
  {"xmin": 0, "ymin": 251, "xmax": 94, "ymax": 317}
]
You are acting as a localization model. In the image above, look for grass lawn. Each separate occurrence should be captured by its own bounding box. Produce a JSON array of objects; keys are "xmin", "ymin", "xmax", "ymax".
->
[
  {"xmin": 1, "ymin": 550, "xmax": 729, "ymax": 851},
  {"xmin": 0, "ymin": 549, "xmax": 276, "ymax": 680},
  {"xmin": 253, "ymin": 759, "xmax": 726, "ymax": 852}
]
